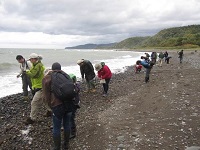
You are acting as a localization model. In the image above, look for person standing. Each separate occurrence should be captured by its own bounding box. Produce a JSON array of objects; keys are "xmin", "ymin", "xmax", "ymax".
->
[
  {"xmin": 158, "ymin": 52, "xmax": 164, "ymax": 67},
  {"xmin": 151, "ymin": 52, "xmax": 157, "ymax": 65},
  {"xmin": 16, "ymin": 55, "xmax": 32, "ymax": 100},
  {"xmin": 95, "ymin": 63, "xmax": 112, "ymax": 97},
  {"xmin": 164, "ymin": 51, "xmax": 168, "ymax": 63},
  {"xmin": 140, "ymin": 56, "xmax": 154, "ymax": 83},
  {"xmin": 68, "ymin": 73, "xmax": 80, "ymax": 139},
  {"xmin": 42, "ymin": 62, "xmax": 74, "ymax": 150},
  {"xmin": 178, "ymin": 50, "xmax": 184, "ymax": 63},
  {"xmin": 24, "ymin": 53, "xmax": 51, "ymax": 125},
  {"xmin": 77, "ymin": 59, "xmax": 96, "ymax": 92}
]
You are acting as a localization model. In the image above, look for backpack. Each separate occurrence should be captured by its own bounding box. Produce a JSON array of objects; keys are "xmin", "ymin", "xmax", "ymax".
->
[{"xmin": 51, "ymin": 71, "xmax": 76, "ymax": 101}]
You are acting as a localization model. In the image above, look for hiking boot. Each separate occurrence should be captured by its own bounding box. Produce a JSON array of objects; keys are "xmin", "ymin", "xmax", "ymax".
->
[
  {"xmin": 102, "ymin": 93, "xmax": 107, "ymax": 97},
  {"xmin": 90, "ymin": 89, "xmax": 96, "ymax": 93},
  {"xmin": 43, "ymin": 111, "xmax": 52, "ymax": 117},
  {"xmin": 83, "ymin": 90, "xmax": 90, "ymax": 93},
  {"xmin": 24, "ymin": 117, "xmax": 34, "ymax": 125},
  {"xmin": 70, "ymin": 128, "xmax": 76, "ymax": 139}
]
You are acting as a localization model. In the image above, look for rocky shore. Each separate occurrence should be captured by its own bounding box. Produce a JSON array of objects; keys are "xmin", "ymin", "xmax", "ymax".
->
[{"xmin": 1, "ymin": 51, "xmax": 200, "ymax": 150}]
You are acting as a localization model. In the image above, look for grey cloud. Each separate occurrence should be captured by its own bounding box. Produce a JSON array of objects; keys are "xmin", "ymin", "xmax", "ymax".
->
[{"xmin": 1, "ymin": 0, "xmax": 200, "ymax": 45}]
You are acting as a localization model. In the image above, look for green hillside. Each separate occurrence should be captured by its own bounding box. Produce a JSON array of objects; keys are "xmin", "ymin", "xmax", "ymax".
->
[{"xmin": 113, "ymin": 25, "xmax": 200, "ymax": 49}]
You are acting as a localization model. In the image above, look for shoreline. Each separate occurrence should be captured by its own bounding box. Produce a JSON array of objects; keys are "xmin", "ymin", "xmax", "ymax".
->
[{"xmin": 1, "ymin": 51, "xmax": 200, "ymax": 149}]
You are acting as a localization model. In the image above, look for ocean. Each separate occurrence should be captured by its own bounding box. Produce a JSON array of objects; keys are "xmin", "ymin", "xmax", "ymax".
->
[{"xmin": 0, "ymin": 48, "xmax": 144, "ymax": 98}]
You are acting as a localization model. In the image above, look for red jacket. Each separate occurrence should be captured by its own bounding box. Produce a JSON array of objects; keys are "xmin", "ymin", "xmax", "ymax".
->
[{"xmin": 97, "ymin": 65, "xmax": 112, "ymax": 79}]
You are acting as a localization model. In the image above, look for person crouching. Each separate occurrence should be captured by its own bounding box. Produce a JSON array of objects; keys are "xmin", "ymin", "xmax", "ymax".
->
[{"xmin": 95, "ymin": 63, "xmax": 112, "ymax": 97}]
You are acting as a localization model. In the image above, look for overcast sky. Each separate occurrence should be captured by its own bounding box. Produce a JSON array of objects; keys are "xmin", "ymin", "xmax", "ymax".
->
[{"xmin": 0, "ymin": 0, "xmax": 200, "ymax": 48}]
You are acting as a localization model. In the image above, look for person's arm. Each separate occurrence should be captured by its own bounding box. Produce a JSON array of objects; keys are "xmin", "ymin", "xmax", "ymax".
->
[
  {"xmin": 26, "ymin": 63, "xmax": 41, "ymax": 78},
  {"xmin": 42, "ymin": 75, "xmax": 51, "ymax": 107},
  {"xmin": 80, "ymin": 66, "xmax": 84, "ymax": 79},
  {"xmin": 26, "ymin": 61, "xmax": 32, "ymax": 70}
]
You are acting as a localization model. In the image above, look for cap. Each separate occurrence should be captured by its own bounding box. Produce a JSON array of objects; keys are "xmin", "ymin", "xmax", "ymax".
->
[
  {"xmin": 95, "ymin": 63, "xmax": 102, "ymax": 71},
  {"xmin": 52, "ymin": 62, "xmax": 61, "ymax": 70},
  {"xmin": 77, "ymin": 59, "xmax": 84, "ymax": 65},
  {"xmin": 29, "ymin": 53, "xmax": 39, "ymax": 59}
]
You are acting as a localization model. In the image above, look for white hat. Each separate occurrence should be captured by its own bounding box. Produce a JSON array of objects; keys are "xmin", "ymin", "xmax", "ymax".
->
[
  {"xmin": 95, "ymin": 63, "xmax": 102, "ymax": 71},
  {"xmin": 77, "ymin": 59, "xmax": 84, "ymax": 65},
  {"xmin": 29, "ymin": 53, "xmax": 39, "ymax": 59}
]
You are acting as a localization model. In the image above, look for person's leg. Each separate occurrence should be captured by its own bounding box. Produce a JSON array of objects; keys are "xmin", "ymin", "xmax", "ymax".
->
[
  {"xmin": 70, "ymin": 106, "xmax": 77, "ymax": 139},
  {"xmin": 89, "ymin": 79, "xmax": 95, "ymax": 90},
  {"xmin": 22, "ymin": 75, "xmax": 28, "ymax": 97},
  {"xmin": 63, "ymin": 112, "xmax": 72, "ymax": 149},
  {"xmin": 27, "ymin": 76, "xmax": 32, "ymax": 95},
  {"xmin": 145, "ymin": 68, "xmax": 151, "ymax": 83},
  {"xmin": 52, "ymin": 107, "xmax": 62, "ymax": 150},
  {"xmin": 30, "ymin": 90, "xmax": 42, "ymax": 121}
]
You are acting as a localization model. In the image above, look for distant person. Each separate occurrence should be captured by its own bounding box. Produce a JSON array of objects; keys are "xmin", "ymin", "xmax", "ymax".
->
[
  {"xmin": 145, "ymin": 52, "xmax": 150, "ymax": 58},
  {"xmin": 24, "ymin": 53, "xmax": 51, "ymax": 125},
  {"xmin": 68, "ymin": 73, "xmax": 80, "ymax": 139},
  {"xmin": 178, "ymin": 50, "xmax": 184, "ymax": 63},
  {"xmin": 77, "ymin": 59, "xmax": 96, "ymax": 92},
  {"xmin": 135, "ymin": 60, "xmax": 143, "ymax": 73},
  {"xmin": 151, "ymin": 52, "xmax": 157, "ymax": 65},
  {"xmin": 95, "ymin": 63, "xmax": 112, "ymax": 97},
  {"xmin": 140, "ymin": 56, "xmax": 154, "ymax": 83},
  {"xmin": 42, "ymin": 62, "xmax": 74, "ymax": 150},
  {"xmin": 158, "ymin": 52, "xmax": 164, "ymax": 67},
  {"xmin": 164, "ymin": 51, "xmax": 168, "ymax": 62},
  {"xmin": 16, "ymin": 55, "xmax": 32, "ymax": 100}
]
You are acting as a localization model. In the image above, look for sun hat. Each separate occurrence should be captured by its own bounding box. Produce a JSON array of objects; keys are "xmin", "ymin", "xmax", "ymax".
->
[
  {"xmin": 29, "ymin": 53, "xmax": 39, "ymax": 59},
  {"xmin": 95, "ymin": 63, "xmax": 102, "ymax": 71},
  {"xmin": 77, "ymin": 59, "xmax": 84, "ymax": 65}
]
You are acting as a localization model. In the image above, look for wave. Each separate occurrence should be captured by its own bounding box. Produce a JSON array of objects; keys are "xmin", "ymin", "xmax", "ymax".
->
[{"xmin": 0, "ymin": 62, "xmax": 18, "ymax": 70}]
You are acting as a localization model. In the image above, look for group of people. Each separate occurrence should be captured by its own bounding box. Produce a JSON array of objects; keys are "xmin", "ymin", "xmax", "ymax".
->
[
  {"xmin": 135, "ymin": 50, "xmax": 184, "ymax": 83},
  {"xmin": 16, "ymin": 53, "xmax": 112, "ymax": 150}
]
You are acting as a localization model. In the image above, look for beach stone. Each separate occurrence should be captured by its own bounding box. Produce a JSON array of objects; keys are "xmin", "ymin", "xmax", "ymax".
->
[
  {"xmin": 185, "ymin": 146, "xmax": 200, "ymax": 150},
  {"xmin": 117, "ymin": 136, "xmax": 125, "ymax": 142}
]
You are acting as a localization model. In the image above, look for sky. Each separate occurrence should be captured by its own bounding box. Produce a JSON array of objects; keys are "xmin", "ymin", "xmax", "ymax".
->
[{"xmin": 0, "ymin": 0, "xmax": 200, "ymax": 49}]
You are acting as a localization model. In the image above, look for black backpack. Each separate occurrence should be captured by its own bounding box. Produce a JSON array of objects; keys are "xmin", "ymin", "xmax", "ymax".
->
[{"xmin": 51, "ymin": 71, "xmax": 76, "ymax": 101}]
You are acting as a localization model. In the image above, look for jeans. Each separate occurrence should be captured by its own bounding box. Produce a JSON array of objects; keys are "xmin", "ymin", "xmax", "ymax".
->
[
  {"xmin": 52, "ymin": 104, "xmax": 72, "ymax": 136},
  {"xmin": 103, "ymin": 78, "xmax": 111, "ymax": 94},
  {"xmin": 145, "ymin": 68, "xmax": 151, "ymax": 83}
]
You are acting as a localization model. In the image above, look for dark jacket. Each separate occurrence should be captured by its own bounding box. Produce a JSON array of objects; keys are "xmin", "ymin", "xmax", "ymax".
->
[
  {"xmin": 80, "ymin": 60, "xmax": 95, "ymax": 81},
  {"xmin": 42, "ymin": 71, "xmax": 73, "ymax": 112}
]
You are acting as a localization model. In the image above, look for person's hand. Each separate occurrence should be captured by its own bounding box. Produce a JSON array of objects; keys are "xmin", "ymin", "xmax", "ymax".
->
[{"xmin": 17, "ymin": 74, "xmax": 20, "ymax": 78}]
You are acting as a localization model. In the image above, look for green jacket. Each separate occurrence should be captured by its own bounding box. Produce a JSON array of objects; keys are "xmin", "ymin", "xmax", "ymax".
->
[{"xmin": 26, "ymin": 61, "xmax": 45, "ymax": 89}]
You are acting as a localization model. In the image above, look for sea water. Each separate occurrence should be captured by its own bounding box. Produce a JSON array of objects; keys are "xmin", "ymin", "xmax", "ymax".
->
[{"xmin": 0, "ymin": 48, "xmax": 144, "ymax": 98}]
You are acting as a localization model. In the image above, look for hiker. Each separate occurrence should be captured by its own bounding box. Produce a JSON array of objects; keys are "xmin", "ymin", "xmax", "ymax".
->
[
  {"xmin": 16, "ymin": 55, "xmax": 32, "ymax": 100},
  {"xmin": 42, "ymin": 62, "xmax": 75, "ymax": 150},
  {"xmin": 68, "ymin": 74, "xmax": 80, "ymax": 139},
  {"xmin": 178, "ymin": 50, "xmax": 184, "ymax": 63},
  {"xmin": 140, "ymin": 56, "xmax": 154, "ymax": 83},
  {"xmin": 166, "ymin": 56, "xmax": 172, "ymax": 64},
  {"xmin": 95, "ymin": 63, "xmax": 112, "ymax": 97},
  {"xmin": 151, "ymin": 52, "xmax": 157, "ymax": 65},
  {"xmin": 77, "ymin": 59, "xmax": 96, "ymax": 92},
  {"xmin": 24, "ymin": 53, "xmax": 52, "ymax": 125},
  {"xmin": 135, "ymin": 60, "xmax": 143, "ymax": 73},
  {"xmin": 158, "ymin": 52, "xmax": 165, "ymax": 67},
  {"xmin": 164, "ymin": 51, "xmax": 168, "ymax": 62},
  {"xmin": 145, "ymin": 52, "xmax": 150, "ymax": 60}
]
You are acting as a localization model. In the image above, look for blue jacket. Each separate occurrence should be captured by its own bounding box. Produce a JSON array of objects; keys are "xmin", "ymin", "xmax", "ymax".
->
[{"xmin": 141, "ymin": 60, "xmax": 151, "ymax": 69}]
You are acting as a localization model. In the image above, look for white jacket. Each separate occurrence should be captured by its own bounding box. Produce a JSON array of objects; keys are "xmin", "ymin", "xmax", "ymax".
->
[{"xmin": 18, "ymin": 60, "xmax": 32, "ymax": 76}]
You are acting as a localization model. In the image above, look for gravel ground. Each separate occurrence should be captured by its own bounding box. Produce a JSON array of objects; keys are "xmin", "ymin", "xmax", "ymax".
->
[{"xmin": 0, "ymin": 51, "xmax": 200, "ymax": 150}]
